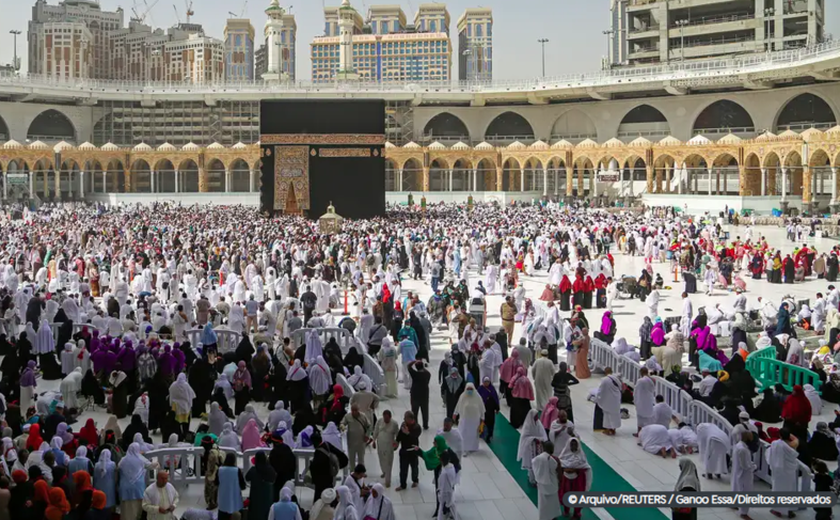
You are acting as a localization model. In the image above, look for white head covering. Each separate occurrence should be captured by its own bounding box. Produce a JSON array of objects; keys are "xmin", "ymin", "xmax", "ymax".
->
[
  {"xmin": 516, "ymin": 409, "xmax": 547, "ymax": 466},
  {"xmin": 218, "ymin": 423, "xmax": 240, "ymax": 448},
  {"xmin": 304, "ymin": 329, "xmax": 323, "ymax": 363},
  {"xmin": 287, "ymin": 360, "xmax": 307, "ymax": 381},
  {"xmin": 119, "ymin": 443, "xmax": 151, "ymax": 483},
  {"xmin": 95, "ymin": 449, "xmax": 114, "ymax": 481},
  {"xmin": 674, "ymin": 458, "xmax": 701, "ymax": 492},
  {"xmin": 310, "ymin": 488, "xmax": 337, "ymax": 520},
  {"xmin": 168, "ymin": 373, "xmax": 196, "ymax": 412},
  {"xmin": 308, "ymin": 356, "xmax": 332, "ymax": 395},
  {"xmin": 558, "ymin": 437, "xmax": 592, "ymax": 490},
  {"xmin": 334, "ymin": 485, "xmax": 358, "ymax": 520},
  {"xmin": 322, "ymin": 422, "xmax": 342, "ymax": 450},
  {"xmin": 612, "ymin": 337, "xmax": 631, "ymax": 355}
]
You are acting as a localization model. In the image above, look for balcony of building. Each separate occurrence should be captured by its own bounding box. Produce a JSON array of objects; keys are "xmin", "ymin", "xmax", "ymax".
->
[
  {"xmin": 667, "ymin": 13, "xmax": 758, "ymax": 38},
  {"xmin": 667, "ymin": 31, "xmax": 760, "ymax": 60},
  {"xmin": 628, "ymin": 41, "xmax": 660, "ymax": 59}
]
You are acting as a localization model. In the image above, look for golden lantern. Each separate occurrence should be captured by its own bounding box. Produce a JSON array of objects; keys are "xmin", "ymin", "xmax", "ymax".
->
[{"xmin": 318, "ymin": 202, "xmax": 344, "ymax": 234}]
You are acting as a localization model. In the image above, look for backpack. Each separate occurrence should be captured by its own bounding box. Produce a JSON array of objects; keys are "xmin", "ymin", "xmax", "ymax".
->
[{"xmin": 319, "ymin": 446, "xmax": 340, "ymax": 479}]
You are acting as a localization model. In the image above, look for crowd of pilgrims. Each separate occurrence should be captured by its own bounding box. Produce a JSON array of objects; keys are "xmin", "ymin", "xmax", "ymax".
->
[{"xmin": 0, "ymin": 202, "xmax": 838, "ymax": 520}]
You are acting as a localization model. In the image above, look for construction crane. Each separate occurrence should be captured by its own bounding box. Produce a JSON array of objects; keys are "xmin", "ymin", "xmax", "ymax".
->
[
  {"xmin": 227, "ymin": 0, "xmax": 248, "ymax": 19},
  {"xmin": 184, "ymin": 0, "xmax": 194, "ymax": 22},
  {"xmin": 130, "ymin": 0, "xmax": 158, "ymax": 23}
]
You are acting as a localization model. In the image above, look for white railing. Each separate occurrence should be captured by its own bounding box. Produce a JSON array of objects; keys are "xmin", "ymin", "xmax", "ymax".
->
[
  {"xmin": 184, "ymin": 328, "xmax": 242, "ymax": 354},
  {"xmin": 143, "ymin": 433, "xmax": 349, "ymax": 489},
  {"xmin": 588, "ymin": 337, "xmax": 812, "ymax": 491},
  {"xmin": 291, "ymin": 327, "xmax": 354, "ymax": 354},
  {"xmin": 1, "ymin": 39, "xmax": 838, "ymax": 96}
]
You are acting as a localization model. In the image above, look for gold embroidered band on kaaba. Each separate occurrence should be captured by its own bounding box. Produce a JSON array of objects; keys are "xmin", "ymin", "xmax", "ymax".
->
[{"xmin": 261, "ymin": 134, "xmax": 386, "ymax": 146}]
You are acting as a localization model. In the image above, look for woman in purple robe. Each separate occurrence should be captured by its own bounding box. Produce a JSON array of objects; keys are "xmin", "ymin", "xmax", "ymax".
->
[
  {"xmin": 118, "ymin": 342, "xmax": 138, "ymax": 393},
  {"xmin": 20, "ymin": 360, "xmax": 37, "ymax": 410},
  {"xmin": 158, "ymin": 345, "xmax": 177, "ymax": 383},
  {"xmin": 90, "ymin": 346, "xmax": 109, "ymax": 379}
]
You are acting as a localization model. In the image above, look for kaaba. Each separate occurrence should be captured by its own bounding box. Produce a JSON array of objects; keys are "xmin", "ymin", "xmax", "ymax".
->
[{"xmin": 259, "ymin": 99, "xmax": 386, "ymax": 219}]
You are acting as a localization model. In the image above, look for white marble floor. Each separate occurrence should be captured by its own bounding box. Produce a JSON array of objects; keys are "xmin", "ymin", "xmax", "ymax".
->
[{"xmin": 27, "ymin": 222, "xmax": 840, "ymax": 520}]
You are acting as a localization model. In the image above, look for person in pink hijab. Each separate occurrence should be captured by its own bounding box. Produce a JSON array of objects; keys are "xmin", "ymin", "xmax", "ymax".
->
[
  {"xmin": 541, "ymin": 396, "xmax": 560, "ymax": 430},
  {"xmin": 499, "ymin": 349, "xmax": 523, "ymax": 401},
  {"xmin": 240, "ymin": 419, "xmax": 265, "ymax": 451},
  {"xmin": 510, "ymin": 366, "xmax": 535, "ymax": 429}
]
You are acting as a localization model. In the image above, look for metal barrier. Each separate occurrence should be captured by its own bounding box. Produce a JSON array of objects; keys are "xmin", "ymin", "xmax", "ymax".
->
[
  {"xmin": 652, "ymin": 376, "xmax": 693, "ymax": 420},
  {"xmin": 590, "ymin": 338, "xmax": 813, "ymax": 491},
  {"xmin": 746, "ymin": 346, "xmax": 822, "ymax": 394},
  {"xmin": 184, "ymin": 329, "xmax": 242, "ymax": 354},
  {"xmin": 291, "ymin": 327, "xmax": 354, "ymax": 354},
  {"xmin": 143, "ymin": 433, "xmax": 349, "ymax": 489}
]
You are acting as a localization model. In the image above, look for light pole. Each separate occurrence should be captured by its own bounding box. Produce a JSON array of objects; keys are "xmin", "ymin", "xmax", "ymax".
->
[
  {"xmin": 602, "ymin": 30, "xmax": 612, "ymax": 67},
  {"xmin": 537, "ymin": 38, "xmax": 549, "ymax": 77},
  {"xmin": 764, "ymin": 8, "xmax": 775, "ymax": 52},
  {"xmin": 675, "ymin": 20, "xmax": 688, "ymax": 62},
  {"xmin": 9, "ymin": 30, "xmax": 21, "ymax": 72}
]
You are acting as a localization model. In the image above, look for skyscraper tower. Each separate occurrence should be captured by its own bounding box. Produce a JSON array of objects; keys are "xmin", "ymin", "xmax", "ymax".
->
[
  {"xmin": 262, "ymin": 0, "xmax": 287, "ymax": 81},
  {"xmin": 336, "ymin": 0, "xmax": 359, "ymax": 80}
]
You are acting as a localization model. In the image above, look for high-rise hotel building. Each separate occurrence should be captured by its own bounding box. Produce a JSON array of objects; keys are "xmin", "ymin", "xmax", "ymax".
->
[
  {"xmin": 457, "ymin": 8, "xmax": 492, "ymax": 81},
  {"xmin": 311, "ymin": 2, "xmax": 452, "ymax": 83}
]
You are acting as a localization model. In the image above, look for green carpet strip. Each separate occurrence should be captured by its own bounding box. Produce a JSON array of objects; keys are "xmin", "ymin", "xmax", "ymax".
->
[{"xmin": 488, "ymin": 415, "xmax": 667, "ymax": 520}]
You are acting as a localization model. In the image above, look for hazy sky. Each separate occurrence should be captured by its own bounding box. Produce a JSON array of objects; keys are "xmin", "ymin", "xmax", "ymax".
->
[{"xmin": 1, "ymin": 0, "xmax": 838, "ymax": 81}]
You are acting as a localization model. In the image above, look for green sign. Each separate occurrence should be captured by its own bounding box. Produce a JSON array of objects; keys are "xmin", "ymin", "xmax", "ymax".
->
[{"xmin": 6, "ymin": 174, "xmax": 27, "ymax": 185}]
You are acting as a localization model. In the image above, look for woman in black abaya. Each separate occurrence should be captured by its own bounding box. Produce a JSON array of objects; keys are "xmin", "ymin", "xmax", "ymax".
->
[{"xmin": 189, "ymin": 355, "xmax": 215, "ymax": 418}]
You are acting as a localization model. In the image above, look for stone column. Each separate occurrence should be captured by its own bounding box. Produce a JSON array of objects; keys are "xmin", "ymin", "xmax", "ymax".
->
[
  {"xmin": 677, "ymin": 164, "xmax": 683, "ymax": 195},
  {"xmin": 645, "ymin": 164, "xmax": 653, "ymax": 195},
  {"xmin": 398, "ymin": 169, "xmax": 404, "ymax": 191},
  {"xmin": 448, "ymin": 169, "xmax": 453, "ymax": 192},
  {"xmin": 761, "ymin": 167, "xmax": 767, "ymax": 196},
  {"xmin": 803, "ymin": 166, "xmax": 813, "ymax": 213},
  {"xmin": 542, "ymin": 166, "xmax": 548, "ymax": 196},
  {"xmin": 249, "ymin": 168, "xmax": 257, "ymax": 192},
  {"xmin": 29, "ymin": 171, "xmax": 34, "ymax": 198},
  {"xmin": 175, "ymin": 170, "xmax": 180, "ymax": 193},
  {"xmin": 472, "ymin": 169, "xmax": 477, "ymax": 192},
  {"xmin": 422, "ymin": 167, "xmax": 430, "ymax": 192},
  {"xmin": 554, "ymin": 169, "xmax": 559, "ymax": 195},
  {"xmin": 707, "ymin": 168, "xmax": 713, "ymax": 196},
  {"xmin": 520, "ymin": 168, "xmax": 525, "ymax": 192},
  {"xmin": 496, "ymin": 167, "xmax": 503, "ymax": 192},
  {"xmin": 151, "ymin": 171, "xmax": 156, "ymax": 193},
  {"xmin": 102, "ymin": 170, "xmax": 107, "ymax": 193},
  {"xmin": 781, "ymin": 167, "xmax": 788, "ymax": 201},
  {"xmin": 198, "ymin": 168, "xmax": 208, "ymax": 193},
  {"xmin": 566, "ymin": 164, "xmax": 573, "ymax": 198},
  {"xmin": 592, "ymin": 168, "xmax": 598, "ymax": 198},
  {"xmin": 225, "ymin": 169, "xmax": 231, "ymax": 192},
  {"xmin": 55, "ymin": 169, "xmax": 61, "ymax": 199},
  {"xmin": 2, "ymin": 169, "xmax": 6, "ymax": 199},
  {"xmin": 125, "ymin": 169, "xmax": 131, "ymax": 193},
  {"xmin": 830, "ymin": 167, "xmax": 838, "ymax": 214},
  {"xmin": 665, "ymin": 165, "xmax": 672, "ymax": 194},
  {"xmin": 738, "ymin": 165, "xmax": 747, "ymax": 196},
  {"xmin": 80, "ymin": 171, "xmax": 85, "ymax": 198}
]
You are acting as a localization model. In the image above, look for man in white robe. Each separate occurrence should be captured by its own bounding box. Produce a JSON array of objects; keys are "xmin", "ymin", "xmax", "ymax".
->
[
  {"xmin": 731, "ymin": 431, "xmax": 756, "ymax": 519},
  {"xmin": 437, "ymin": 418, "xmax": 463, "ymax": 460},
  {"xmin": 645, "ymin": 289, "xmax": 659, "ymax": 320},
  {"xmin": 484, "ymin": 264, "xmax": 498, "ymax": 295},
  {"xmin": 595, "ymin": 367, "xmax": 622, "ymax": 434},
  {"xmin": 532, "ymin": 441, "xmax": 561, "ymax": 520},
  {"xmin": 697, "ymin": 423, "xmax": 730, "ymax": 478},
  {"xmin": 698, "ymin": 369, "xmax": 717, "ymax": 397},
  {"xmin": 634, "ymin": 368, "xmax": 655, "ymax": 434},
  {"xmin": 60, "ymin": 367, "xmax": 84, "ymax": 409},
  {"xmin": 638, "ymin": 424, "xmax": 677, "ymax": 458},
  {"xmin": 681, "ymin": 293, "xmax": 693, "ymax": 337},
  {"xmin": 531, "ymin": 350, "xmax": 555, "ymax": 411},
  {"xmin": 653, "ymin": 395, "xmax": 674, "ymax": 428},
  {"xmin": 549, "ymin": 413, "xmax": 574, "ymax": 456},
  {"xmin": 812, "ymin": 292, "xmax": 826, "ymax": 333},
  {"xmin": 766, "ymin": 433, "xmax": 800, "ymax": 517},
  {"xmin": 142, "ymin": 471, "xmax": 179, "ymax": 520}
]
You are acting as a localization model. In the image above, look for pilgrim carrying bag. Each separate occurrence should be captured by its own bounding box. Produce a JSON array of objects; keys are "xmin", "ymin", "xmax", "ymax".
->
[{"xmin": 363, "ymin": 498, "xmax": 384, "ymax": 520}]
